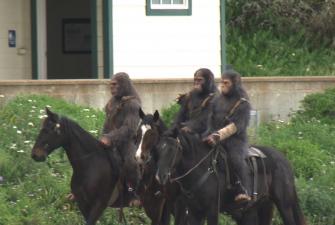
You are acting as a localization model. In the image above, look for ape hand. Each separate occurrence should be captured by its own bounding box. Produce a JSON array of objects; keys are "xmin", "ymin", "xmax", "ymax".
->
[
  {"xmin": 203, "ymin": 133, "xmax": 220, "ymax": 146},
  {"xmin": 181, "ymin": 126, "xmax": 192, "ymax": 133},
  {"xmin": 100, "ymin": 136, "xmax": 111, "ymax": 146}
]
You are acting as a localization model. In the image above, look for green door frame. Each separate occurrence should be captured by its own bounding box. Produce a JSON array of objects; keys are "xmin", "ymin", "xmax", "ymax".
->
[
  {"xmin": 103, "ymin": 0, "xmax": 113, "ymax": 78},
  {"xmin": 220, "ymin": 0, "xmax": 227, "ymax": 74}
]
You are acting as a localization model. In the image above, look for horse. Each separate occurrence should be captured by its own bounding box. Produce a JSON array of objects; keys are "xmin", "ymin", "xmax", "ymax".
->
[
  {"xmin": 31, "ymin": 108, "xmax": 129, "ymax": 225},
  {"xmin": 134, "ymin": 108, "xmax": 187, "ymax": 225},
  {"xmin": 154, "ymin": 126, "xmax": 307, "ymax": 225}
]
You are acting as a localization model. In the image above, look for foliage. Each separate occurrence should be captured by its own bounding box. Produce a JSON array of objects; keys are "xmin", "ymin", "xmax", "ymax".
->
[
  {"xmin": 293, "ymin": 88, "xmax": 335, "ymax": 125},
  {"xmin": 226, "ymin": 0, "xmax": 335, "ymax": 48},
  {"xmin": 225, "ymin": 0, "xmax": 335, "ymax": 76},
  {"xmin": 160, "ymin": 103, "xmax": 180, "ymax": 127},
  {"xmin": 255, "ymin": 88, "xmax": 335, "ymax": 224}
]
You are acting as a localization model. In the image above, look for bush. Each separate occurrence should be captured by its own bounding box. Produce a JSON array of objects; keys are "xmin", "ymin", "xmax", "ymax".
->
[{"xmin": 293, "ymin": 88, "xmax": 335, "ymax": 125}]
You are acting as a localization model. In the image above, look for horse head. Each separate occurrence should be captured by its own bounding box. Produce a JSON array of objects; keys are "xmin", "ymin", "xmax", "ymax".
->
[
  {"xmin": 31, "ymin": 108, "xmax": 67, "ymax": 161},
  {"xmin": 155, "ymin": 128, "xmax": 184, "ymax": 185},
  {"xmin": 135, "ymin": 108, "xmax": 162, "ymax": 164}
]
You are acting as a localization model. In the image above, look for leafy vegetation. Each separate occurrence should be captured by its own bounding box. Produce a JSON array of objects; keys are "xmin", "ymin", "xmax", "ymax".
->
[{"xmin": 226, "ymin": 0, "xmax": 335, "ymax": 76}]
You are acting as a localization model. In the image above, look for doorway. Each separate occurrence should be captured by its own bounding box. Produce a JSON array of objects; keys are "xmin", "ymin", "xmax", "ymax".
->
[{"xmin": 46, "ymin": 0, "xmax": 93, "ymax": 79}]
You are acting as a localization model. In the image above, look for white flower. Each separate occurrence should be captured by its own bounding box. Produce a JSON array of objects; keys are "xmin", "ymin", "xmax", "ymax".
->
[
  {"xmin": 28, "ymin": 99, "xmax": 32, "ymax": 102},
  {"xmin": 32, "ymin": 106, "xmax": 36, "ymax": 109},
  {"xmin": 17, "ymin": 130, "xmax": 22, "ymax": 134},
  {"xmin": 83, "ymin": 108, "xmax": 90, "ymax": 112},
  {"xmin": 17, "ymin": 150, "xmax": 24, "ymax": 153},
  {"xmin": 28, "ymin": 122, "xmax": 34, "ymax": 126},
  {"xmin": 256, "ymin": 65, "xmax": 263, "ymax": 68},
  {"xmin": 10, "ymin": 144, "xmax": 17, "ymax": 149},
  {"xmin": 39, "ymin": 115, "xmax": 47, "ymax": 119},
  {"xmin": 46, "ymin": 105, "xmax": 52, "ymax": 108},
  {"xmin": 24, "ymin": 140, "xmax": 31, "ymax": 144},
  {"xmin": 0, "ymin": 94, "xmax": 4, "ymax": 98},
  {"xmin": 291, "ymin": 53, "xmax": 296, "ymax": 56},
  {"xmin": 91, "ymin": 115, "xmax": 96, "ymax": 118},
  {"xmin": 89, "ymin": 130, "xmax": 98, "ymax": 134},
  {"xmin": 13, "ymin": 126, "xmax": 17, "ymax": 129}
]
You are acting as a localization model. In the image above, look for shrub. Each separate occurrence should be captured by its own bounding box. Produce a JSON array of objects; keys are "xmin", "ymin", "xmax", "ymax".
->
[{"xmin": 293, "ymin": 88, "xmax": 335, "ymax": 125}]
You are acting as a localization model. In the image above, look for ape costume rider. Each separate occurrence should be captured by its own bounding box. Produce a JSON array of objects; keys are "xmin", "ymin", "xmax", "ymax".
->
[
  {"xmin": 102, "ymin": 72, "xmax": 141, "ymax": 192},
  {"xmin": 169, "ymin": 68, "xmax": 218, "ymax": 136},
  {"xmin": 204, "ymin": 69, "xmax": 252, "ymax": 202}
]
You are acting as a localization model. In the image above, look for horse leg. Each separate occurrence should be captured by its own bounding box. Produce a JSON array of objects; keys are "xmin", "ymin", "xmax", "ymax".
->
[
  {"xmin": 187, "ymin": 210, "xmax": 205, "ymax": 225},
  {"xmin": 237, "ymin": 209, "xmax": 258, "ymax": 225},
  {"xmin": 273, "ymin": 187, "xmax": 306, "ymax": 225},
  {"xmin": 206, "ymin": 213, "xmax": 218, "ymax": 225},
  {"xmin": 85, "ymin": 200, "xmax": 109, "ymax": 225},
  {"xmin": 258, "ymin": 201, "xmax": 274, "ymax": 225}
]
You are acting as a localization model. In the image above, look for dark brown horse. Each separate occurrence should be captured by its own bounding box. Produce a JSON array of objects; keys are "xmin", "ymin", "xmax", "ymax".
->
[
  {"xmin": 154, "ymin": 123, "xmax": 307, "ymax": 225},
  {"xmin": 135, "ymin": 108, "xmax": 187, "ymax": 225},
  {"xmin": 31, "ymin": 108, "xmax": 125, "ymax": 225}
]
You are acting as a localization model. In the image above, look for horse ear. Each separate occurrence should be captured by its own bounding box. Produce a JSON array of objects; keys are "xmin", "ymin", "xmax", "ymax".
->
[
  {"xmin": 139, "ymin": 107, "xmax": 145, "ymax": 119},
  {"xmin": 45, "ymin": 107, "xmax": 59, "ymax": 122},
  {"xmin": 153, "ymin": 110, "xmax": 160, "ymax": 122}
]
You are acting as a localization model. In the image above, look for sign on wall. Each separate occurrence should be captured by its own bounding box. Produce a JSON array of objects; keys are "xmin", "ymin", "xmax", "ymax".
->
[{"xmin": 8, "ymin": 30, "xmax": 16, "ymax": 48}]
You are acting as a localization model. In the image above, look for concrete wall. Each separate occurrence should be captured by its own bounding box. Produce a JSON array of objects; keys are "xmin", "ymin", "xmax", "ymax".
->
[
  {"xmin": 1, "ymin": 77, "xmax": 335, "ymax": 123},
  {"xmin": 0, "ymin": 0, "xmax": 31, "ymax": 79}
]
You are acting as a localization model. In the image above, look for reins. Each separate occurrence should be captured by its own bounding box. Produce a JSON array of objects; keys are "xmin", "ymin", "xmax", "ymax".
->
[{"xmin": 170, "ymin": 140, "xmax": 216, "ymax": 183}]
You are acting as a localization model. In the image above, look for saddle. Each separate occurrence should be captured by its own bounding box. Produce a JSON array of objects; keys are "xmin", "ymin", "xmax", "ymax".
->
[{"xmin": 214, "ymin": 146, "xmax": 267, "ymax": 201}]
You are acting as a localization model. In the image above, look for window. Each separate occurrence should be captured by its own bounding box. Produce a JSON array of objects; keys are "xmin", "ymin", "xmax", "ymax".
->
[{"xmin": 146, "ymin": 0, "xmax": 192, "ymax": 16}]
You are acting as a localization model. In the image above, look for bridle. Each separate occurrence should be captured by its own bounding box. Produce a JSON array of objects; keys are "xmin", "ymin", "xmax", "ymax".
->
[{"xmin": 168, "ymin": 137, "xmax": 217, "ymax": 183}]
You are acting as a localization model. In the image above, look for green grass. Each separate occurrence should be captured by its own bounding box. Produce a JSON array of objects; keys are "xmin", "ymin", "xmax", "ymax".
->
[{"xmin": 226, "ymin": 30, "xmax": 335, "ymax": 77}]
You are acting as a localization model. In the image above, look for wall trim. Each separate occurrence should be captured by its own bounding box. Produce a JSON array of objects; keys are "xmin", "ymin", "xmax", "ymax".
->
[
  {"xmin": 103, "ymin": 0, "xmax": 113, "ymax": 78},
  {"xmin": 90, "ymin": 0, "xmax": 98, "ymax": 78}
]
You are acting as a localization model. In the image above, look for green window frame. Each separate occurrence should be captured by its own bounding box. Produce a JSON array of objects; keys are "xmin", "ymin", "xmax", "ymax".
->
[{"xmin": 146, "ymin": 0, "xmax": 192, "ymax": 16}]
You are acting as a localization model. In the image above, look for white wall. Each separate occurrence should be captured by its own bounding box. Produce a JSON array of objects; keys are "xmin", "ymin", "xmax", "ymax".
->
[
  {"xmin": 0, "ymin": 0, "xmax": 31, "ymax": 80},
  {"xmin": 113, "ymin": 0, "xmax": 221, "ymax": 79}
]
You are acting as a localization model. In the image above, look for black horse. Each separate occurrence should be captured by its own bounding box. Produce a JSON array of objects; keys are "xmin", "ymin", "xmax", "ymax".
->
[
  {"xmin": 154, "ymin": 127, "xmax": 307, "ymax": 225},
  {"xmin": 135, "ymin": 109, "xmax": 187, "ymax": 225},
  {"xmin": 31, "ymin": 108, "xmax": 129, "ymax": 225}
]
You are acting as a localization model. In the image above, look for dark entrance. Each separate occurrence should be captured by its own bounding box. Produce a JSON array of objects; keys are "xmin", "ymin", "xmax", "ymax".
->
[{"xmin": 47, "ymin": 0, "xmax": 93, "ymax": 79}]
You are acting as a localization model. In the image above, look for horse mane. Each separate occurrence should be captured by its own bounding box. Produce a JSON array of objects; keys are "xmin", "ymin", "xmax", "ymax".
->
[
  {"xmin": 59, "ymin": 116, "xmax": 106, "ymax": 153},
  {"xmin": 178, "ymin": 131, "xmax": 210, "ymax": 159}
]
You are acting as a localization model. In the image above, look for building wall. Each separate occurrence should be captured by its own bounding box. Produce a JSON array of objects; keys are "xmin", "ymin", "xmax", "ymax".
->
[
  {"xmin": 1, "ymin": 77, "xmax": 334, "ymax": 123},
  {"xmin": 0, "ymin": 0, "xmax": 31, "ymax": 80},
  {"xmin": 113, "ymin": 0, "xmax": 221, "ymax": 79}
]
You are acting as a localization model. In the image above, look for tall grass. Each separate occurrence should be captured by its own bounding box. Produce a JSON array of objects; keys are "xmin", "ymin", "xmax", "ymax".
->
[{"xmin": 226, "ymin": 30, "xmax": 335, "ymax": 76}]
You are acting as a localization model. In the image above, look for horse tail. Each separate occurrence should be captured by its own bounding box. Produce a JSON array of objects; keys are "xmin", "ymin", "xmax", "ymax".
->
[{"xmin": 292, "ymin": 190, "xmax": 307, "ymax": 225}]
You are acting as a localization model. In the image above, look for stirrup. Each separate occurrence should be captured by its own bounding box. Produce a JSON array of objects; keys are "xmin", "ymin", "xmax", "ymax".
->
[{"xmin": 234, "ymin": 193, "xmax": 251, "ymax": 202}]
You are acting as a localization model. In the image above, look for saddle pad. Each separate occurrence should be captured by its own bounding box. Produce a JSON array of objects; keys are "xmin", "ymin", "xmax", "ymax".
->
[{"xmin": 248, "ymin": 147, "xmax": 266, "ymax": 158}]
